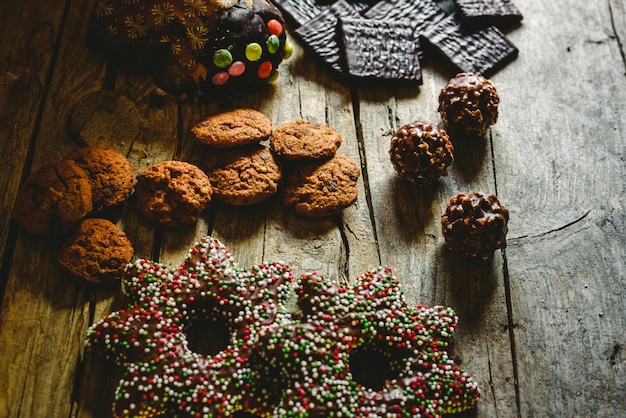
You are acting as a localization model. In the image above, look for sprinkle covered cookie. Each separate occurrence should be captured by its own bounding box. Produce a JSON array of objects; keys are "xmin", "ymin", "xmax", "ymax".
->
[{"xmin": 86, "ymin": 236, "xmax": 480, "ymax": 417}]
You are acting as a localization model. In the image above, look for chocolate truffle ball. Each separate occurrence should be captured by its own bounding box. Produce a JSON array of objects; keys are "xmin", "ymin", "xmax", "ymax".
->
[
  {"xmin": 441, "ymin": 192, "xmax": 509, "ymax": 259},
  {"xmin": 438, "ymin": 73, "xmax": 500, "ymax": 138},
  {"xmin": 389, "ymin": 121, "xmax": 454, "ymax": 185}
]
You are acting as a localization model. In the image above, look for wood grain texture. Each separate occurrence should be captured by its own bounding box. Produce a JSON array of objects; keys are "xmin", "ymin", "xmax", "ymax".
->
[
  {"xmin": 0, "ymin": 0, "xmax": 625, "ymax": 417},
  {"xmin": 0, "ymin": 0, "xmax": 67, "ymax": 275},
  {"xmin": 497, "ymin": 0, "xmax": 626, "ymax": 416}
]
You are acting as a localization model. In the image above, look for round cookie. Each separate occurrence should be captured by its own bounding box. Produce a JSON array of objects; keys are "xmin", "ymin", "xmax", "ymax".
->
[
  {"xmin": 134, "ymin": 160, "xmax": 212, "ymax": 227},
  {"xmin": 56, "ymin": 218, "xmax": 134, "ymax": 284},
  {"xmin": 282, "ymin": 154, "xmax": 360, "ymax": 218},
  {"xmin": 441, "ymin": 191, "xmax": 509, "ymax": 259},
  {"xmin": 13, "ymin": 160, "xmax": 93, "ymax": 236},
  {"xmin": 389, "ymin": 121, "xmax": 454, "ymax": 185},
  {"xmin": 190, "ymin": 108, "xmax": 272, "ymax": 148},
  {"xmin": 270, "ymin": 120, "xmax": 342, "ymax": 161},
  {"xmin": 202, "ymin": 144, "xmax": 282, "ymax": 206},
  {"xmin": 438, "ymin": 72, "xmax": 500, "ymax": 138},
  {"xmin": 63, "ymin": 145, "xmax": 134, "ymax": 212}
]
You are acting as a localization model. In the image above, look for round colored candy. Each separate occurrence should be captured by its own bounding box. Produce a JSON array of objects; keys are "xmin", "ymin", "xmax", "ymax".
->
[
  {"xmin": 213, "ymin": 49, "xmax": 233, "ymax": 68},
  {"xmin": 228, "ymin": 61, "xmax": 245, "ymax": 77},
  {"xmin": 283, "ymin": 40, "xmax": 293, "ymax": 60},
  {"xmin": 267, "ymin": 19, "xmax": 283, "ymax": 36},
  {"xmin": 258, "ymin": 61, "xmax": 272, "ymax": 79},
  {"xmin": 212, "ymin": 71, "xmax": 229, "ymax": 86},
  {"xmin": 245, "ymin": 43, "xmax": 263, "ymax": 61},
  {"xmin": 266, "ymin": 35, "xmax": 280, "ymax": 54}
]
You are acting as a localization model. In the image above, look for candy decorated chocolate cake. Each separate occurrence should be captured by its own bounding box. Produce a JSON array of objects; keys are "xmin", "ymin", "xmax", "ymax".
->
[{"xmin": 87, "ymin": 0, "xmax": 292, "ymax": 98}]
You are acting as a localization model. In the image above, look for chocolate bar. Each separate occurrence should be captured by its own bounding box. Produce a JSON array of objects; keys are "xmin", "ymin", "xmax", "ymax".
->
[
  {"xmin": 453, "ymin": 0, "xmax": 523, "ymax": 27},
  {"xmin": 420, "ymin": 14, "xmax": 518, "ymax": 76},
  {"xmin": 295, "ymin": 0, "xmax": 362, "ymax": 74},
  {"xmin": 338, "ymin": 18, "xmax": 422, "ymax": 83}
]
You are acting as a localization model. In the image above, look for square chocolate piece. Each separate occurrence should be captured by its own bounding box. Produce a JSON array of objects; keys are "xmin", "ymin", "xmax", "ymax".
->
[
  {"xmin": 271, "ymin": 0, "xmax": 326, "ymax": 28},
  {"xmin": 420, "ymin": 14, "xmax": 518, "ymax": 76},
  {"xmin": 361, "ymin": 0, "xmax": 447, "ymax": 59},
  {"xmin": 295, "ymin": 0, "xmax": 362, "ymax": 75},
  {"xmin": 453, "ymin": 0, "xmax": 523, "ymax": 28},
  {"xmin": 338, "ymin": 18, "xmax": 422, "ymax": 83}
]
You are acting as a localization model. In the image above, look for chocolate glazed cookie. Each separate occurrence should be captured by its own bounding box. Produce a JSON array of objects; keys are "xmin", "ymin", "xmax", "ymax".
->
[{"xmin": 87, "ymin": 0, "xmax": 292, "ymax": 98}]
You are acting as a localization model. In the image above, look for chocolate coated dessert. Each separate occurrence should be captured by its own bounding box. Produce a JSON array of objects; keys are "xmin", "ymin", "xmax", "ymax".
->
[
  {"xmin": 438, "ymin": 72, "xmax": 500, "ymax": 138},
  {"xmin": 441, "ymin": 191, "xmax": 509, "ymax": 259},
  {"xmin": 389, "ymin": 121, "xmax": 454, "ymax": 185}
]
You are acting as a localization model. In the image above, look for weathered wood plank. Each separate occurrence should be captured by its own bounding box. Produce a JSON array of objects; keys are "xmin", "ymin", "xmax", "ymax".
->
[
  {"xmin": 496, "ymin": 0, "xmax": 626, "ymax": 416},
  {"xmin": 0, "ymin": 0, "xmax": 67, "ymax": 276}
]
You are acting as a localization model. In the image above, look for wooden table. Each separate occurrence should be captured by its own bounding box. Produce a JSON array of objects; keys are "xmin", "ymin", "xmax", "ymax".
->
[{"xmin": 1, "ymin": 0, "xmax": 625, "ymax": 417}]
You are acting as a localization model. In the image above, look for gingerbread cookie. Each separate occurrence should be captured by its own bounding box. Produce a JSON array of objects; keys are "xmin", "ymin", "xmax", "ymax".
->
[
  {"xmin": 134, "ymin": 160, "xmax": 213, "ymax": 227},
  {"xmin": 63, "ymin": 146, "xmax": 134, "ymax": 212},
  {"xmin": 56, "ymin": 218, "xmax": 134, "ymax": 284},
  {"xmin": 202, "ymin": 144, "xmax": 282, "ymax": 206},
  {"xmin": 282, "ymin": 153, "xmax": 360, "ymax": 217},
  {"xmin": 190, "ymin": 108, "xmax": 272, "ymax": 148},
  {"xmin": 270, "ymin": 119, "xmax": 342, "ymax": 161},
  {"xmin": 13, "ymin": 160, "xmax": 93, "ymax": 236}
]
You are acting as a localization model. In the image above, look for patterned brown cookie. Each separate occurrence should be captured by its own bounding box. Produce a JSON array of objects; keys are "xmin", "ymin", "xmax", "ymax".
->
[
  {"xmin": 270, "ymin": 120, "xmax": 342, "ymax": 161},
  {"xmin": 63, "ymin": 146, "xmax": 134, "ymax": 212},
  {"xmin": 282, "ymin": 154, "xmax": 360, "ymax": 218},
  {"xmin": 56, "ymin": 218, "xmax": 134, "ymax": 284},
  {"xmin": 190, "ymin": 108, "xmax": 272, "ymax": 148},
  {"xmin": 202, "ymin": 145, "xmax": 281, "ymax": 206},
  {"xmin": 134, "ymin": 160, "xmax": 213, "ymax": 227},
  {"xmin": 13, "ymin": 160, "xmax": 93, "ymax": 236}
]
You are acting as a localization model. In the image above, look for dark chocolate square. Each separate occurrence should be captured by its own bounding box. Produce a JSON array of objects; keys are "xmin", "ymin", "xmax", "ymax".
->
[
  {"xmin": 453, "ymin": 0, "xmax": 523, "ymax": 28},
  {"xmin": 420, "ymin": 14, "xmax": 518, "ymax": 76},
  {"xmin": 338, "ymin": 17, "xmax": 422, "ymax": 83},
  {"xmin": 295, "ymin": 0, "xmax": 362, "ymax": 74},
  {"xmin": 361, "ymin": 0, "xmax": 447, "ymax": 59},
  {"xmin": 270, "ymin": 0, "xmax": 326, "ymax": 29}
]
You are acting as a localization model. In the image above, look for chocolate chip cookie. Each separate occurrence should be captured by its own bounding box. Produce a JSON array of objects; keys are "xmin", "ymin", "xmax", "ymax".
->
[
  {"xmin": 202, "ymin": 144, "xmax": 282, "ymax": 206},
  {"xmin": 56, "ymin": 218, "xmax": 134, "ymax": 284},
  {"xmin": 270, "ymin": 120, "xmax": 342, "ymax": 161},
  {"xmin": 190, "ymin": 108, "xmax": 272, "ymax": 148},
  {"xmin": 13, "ymin": 160, "xmax": 93, "ymax": 236},
  {"xmin": 282, "ymin": 154, "xmax": 360, "ymax": 218},
  {"xmin": 134, "ymin": 160, "xmax": 213, "ymax": 227},
  {"xmin": 63, "ymin": 145, "xmax": 134, "ymax": 212}
]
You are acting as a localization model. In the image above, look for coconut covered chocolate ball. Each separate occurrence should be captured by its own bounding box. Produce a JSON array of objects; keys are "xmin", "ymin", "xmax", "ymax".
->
[
  {"xmin": 438, "ymin": 72, "xmax": 500, "ymax": 138},
  {"xmin": 389, "ymin": 121, "xmax": 454, "ymax": 185},
  {"xmin": 441, "ymin": 192, "xmax": 509, "ymax": 259}
]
